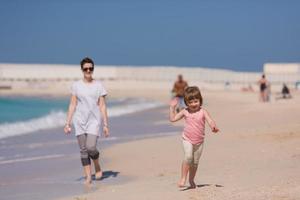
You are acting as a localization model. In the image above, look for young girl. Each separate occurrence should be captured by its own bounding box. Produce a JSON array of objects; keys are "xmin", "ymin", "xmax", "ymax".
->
[{"xmin": 169, "ymin": 86, "xmax": 219, "ymax": 188}]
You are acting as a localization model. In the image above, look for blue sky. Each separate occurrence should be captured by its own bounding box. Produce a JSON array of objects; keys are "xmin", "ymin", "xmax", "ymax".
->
[{"xmin": 0, "ymin": 0, "xmax": 299, "ymax": 72}]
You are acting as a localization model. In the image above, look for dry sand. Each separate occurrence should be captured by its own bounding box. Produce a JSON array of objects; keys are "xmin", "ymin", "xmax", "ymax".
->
[
  {"xmin": 56, "ymin": 90, "xmax": 300, "ymax": 200},
  {"xmin": 1, "ymin": 65, "xmax": 299, "ymax": 199}
]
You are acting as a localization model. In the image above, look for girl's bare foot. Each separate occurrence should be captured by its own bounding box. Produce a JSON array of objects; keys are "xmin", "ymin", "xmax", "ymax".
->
[
  {"xmin": 95, "ymin": 170, "xmax": 103, "ymax": 180},
  {"xmin": 177, "ymin": 179, "xmax": 186, "ymax": 188},
  {"xmin": 189, "ymin": 180, "xmax": 196, "ymax": 188}
]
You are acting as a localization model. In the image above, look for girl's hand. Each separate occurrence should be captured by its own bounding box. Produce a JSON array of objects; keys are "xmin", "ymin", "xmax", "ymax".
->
[
  {"xmin": 103, "ymin": 126, "xmax": 109, "ymax": 137},
  {"xmin": 170, "ymin": 97, "xmax": 179, "ymax": 108},
  {"xmin": 64, "ymin": 124, "xmax": 72, "ymax": 134},
  {"xmin": 212, "ymin": 126, "xmax": 219, "ymax": 133}
]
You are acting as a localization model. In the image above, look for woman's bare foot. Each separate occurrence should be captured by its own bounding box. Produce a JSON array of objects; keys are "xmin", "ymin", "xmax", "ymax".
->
[
  {"xmin": 95, "ymin": 170, "xmax": 103, "ymax": 180},
  {"xmin": 177, "ymin": 179, "xmax": 186, "ymax": 188},
  {"xmin": 93, "ymin": 158, "xmax": 102, "ymax": 180},
  {"xmin": 189, "ymin": 180, "xmax": 196, "ymax": 188},
  {"xmin": 84, "ymin": 176, "xmax": 92, "ymax": 185}
]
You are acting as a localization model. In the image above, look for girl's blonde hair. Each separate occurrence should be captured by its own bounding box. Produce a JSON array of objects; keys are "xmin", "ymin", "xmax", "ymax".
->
[{"xmin": 184, "ymin": 86, "xmax": 203, "ymax": 106}]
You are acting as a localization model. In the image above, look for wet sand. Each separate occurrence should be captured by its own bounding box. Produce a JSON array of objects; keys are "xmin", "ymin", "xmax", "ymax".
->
[{"xmin": 0, "ymin": 106, "xmax": 180, "ymax": 200}]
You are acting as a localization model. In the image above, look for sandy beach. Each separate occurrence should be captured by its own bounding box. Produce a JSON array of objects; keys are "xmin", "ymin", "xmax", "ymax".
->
[
  {"xmin": 1, "ymin": 64, "xmax": 299, "ymax": 199},
  {"xmin": 50, "ymin": 90, "xmax": 300, "ymax": 200}
]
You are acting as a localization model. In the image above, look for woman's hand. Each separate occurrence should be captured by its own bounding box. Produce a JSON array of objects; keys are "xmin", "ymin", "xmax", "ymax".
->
[
  {"xmin": 103, "ymin": 126, "xmax": 109, "ymax": 137},
  {"xmin": 64, "ymin": 124, "xmax": 72, "ymax": 134}
]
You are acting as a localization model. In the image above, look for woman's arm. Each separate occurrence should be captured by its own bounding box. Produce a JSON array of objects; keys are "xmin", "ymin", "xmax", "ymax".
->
[
  {"xmin": 64, "ymin": 95, "xmax": 77, "ymax": 134},
  {"xmin": 203, "ymin": 109, "xmax": 219, "ymax": 133},
  {"xmin": 169, "ymin": 98, "xmax": 184, "ymax": 122},
  {"xmin": 98, "ymin": 96, "xmax": 109, "ymax": 137}
]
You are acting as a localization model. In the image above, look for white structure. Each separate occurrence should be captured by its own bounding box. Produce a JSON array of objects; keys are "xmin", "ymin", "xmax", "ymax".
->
[
  {"xmin": 1, "ymin": 63, "xmax": 299, "ymax": 92},
  {"xmin": 0, "ymin": 63, "xmax": 260, "ymax": 83},
  {"xmin": 263, "ymin": 63, "xmax": 300, "ymax": 85},
  {"xmin": 264, "ymin": 63, "xmax": 300, "ymax": 74}
]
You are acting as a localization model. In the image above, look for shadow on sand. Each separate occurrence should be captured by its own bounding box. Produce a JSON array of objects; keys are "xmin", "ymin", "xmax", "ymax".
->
[
  {"xmin": 93, "ymin": 170, "xmax": 120, "ymax": 181},
  {"xmin": 77, "ymin": 170, "xmax": 120, "ymax": 182},
  {"xmin": 180, "ymin": 183, "xmax": 224, "ymax": 191}
]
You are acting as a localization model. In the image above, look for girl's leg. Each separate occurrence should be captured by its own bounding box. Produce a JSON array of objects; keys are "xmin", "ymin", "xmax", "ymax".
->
[
  {"xmin": 188, "ymin": 164, "xmax": 198, "ymax": 188},
  {"xmin": 77, "ymin": 134, "xmax": 92, "ymax": 184},
  {"xmin": 179, "ymin": 161, "xmax": 190, "ymax": 187},
  {"xmin": 179, "ymin": 140, "xmax": 193, "ymax": 187},
  {"xmin": 189, "ymin": 143, "xmax": 204, "ymax": 188},
  {"xmin": 86, "ymin": 134, "xmax": 102, "ymax": 179}
]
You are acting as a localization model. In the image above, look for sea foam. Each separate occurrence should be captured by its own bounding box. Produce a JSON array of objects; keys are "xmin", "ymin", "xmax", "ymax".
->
[{"xmin": 0, "ymin": 99, "xmax": 163, "ymax": 139}]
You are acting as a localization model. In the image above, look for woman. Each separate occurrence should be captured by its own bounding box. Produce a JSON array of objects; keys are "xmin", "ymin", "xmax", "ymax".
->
[
  {"xmin": 64, "ymin": 57, "xmax": 109, "ymax": 185},
  {"xmin": 258, "ymin": 74, "xmax": 268, "ymax": 102}
]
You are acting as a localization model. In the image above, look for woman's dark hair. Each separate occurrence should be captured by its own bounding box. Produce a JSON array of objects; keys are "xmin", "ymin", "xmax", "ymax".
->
[
  {"xmin": 184, "ymin": 86, "xmax": 203, "ymax": 106},
  {"xmin": 80, "ymin": 57, "xmax": 94, "ymax": 69}
]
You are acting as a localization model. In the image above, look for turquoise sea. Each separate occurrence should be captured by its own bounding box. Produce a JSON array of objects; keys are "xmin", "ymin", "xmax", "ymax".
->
[
  {"xmin": 0, "ymin": 97, "xmax": 69, "ymax": 124},
  {"xmin": 0, "ymin": 96, "xmax": 162, "ymax": 139}
]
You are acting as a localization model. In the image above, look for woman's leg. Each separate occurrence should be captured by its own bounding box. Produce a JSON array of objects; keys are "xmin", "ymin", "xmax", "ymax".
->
[
  {"xmin": 77, "ymin": 134, "xmax": 92, "ymax": 184},
  {"xmin": 86, "ymin": 134, "xmax": 102, "ymax": 179},
  {"xmin": 92, "ymin": 158, "xmax": 102, "ymax": 179}
]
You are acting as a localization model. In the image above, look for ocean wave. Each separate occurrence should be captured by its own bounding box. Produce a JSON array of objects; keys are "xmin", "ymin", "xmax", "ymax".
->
[{"xmin": 0, "ymin": 100, "xmax": 163, "ymax": 139}]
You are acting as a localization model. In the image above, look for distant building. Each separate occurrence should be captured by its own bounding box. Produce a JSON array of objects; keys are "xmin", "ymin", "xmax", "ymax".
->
[
  {"xmin": 264, "ymin": 63, "xmax": 300, "ymax": 74},
  {"xmin": 263, "ymin": 63, "xmax": 300, "ymax": 89}
]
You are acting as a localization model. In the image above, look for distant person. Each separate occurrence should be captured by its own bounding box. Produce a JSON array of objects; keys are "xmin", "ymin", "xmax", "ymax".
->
[
  {"xmin": 64, "ymin": 57, "xmax": 109, "ymax": 185},
  {"xmin": 169, "ymin": 86, "xmax": 219, "ymax": 188},
  {"xmin": 224, "ymin": 81, "xmax": 231, "ymax": 90},
  {"xmin": 277, "ymin": 83, "xmax": 292, "ymax": 99},
  {"xmin": 266, "ymin": 81, "xmax": 272, "ymax": 102},
  {"xmin": 241, "ymin": 84, "xmax": 254, "ymax": 92},
  {"xmin": 172, "ymin": 74, "xmax": 188, "ymax": 112},
  {"xmin": 258, "ymin": 74, "xmax": 268, "ymax": 102}
]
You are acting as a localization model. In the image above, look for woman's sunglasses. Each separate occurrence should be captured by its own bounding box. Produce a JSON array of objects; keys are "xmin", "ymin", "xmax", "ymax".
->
[{"xmin": 82, "ymin": 67, "xmax": 94, "ymax": 72}]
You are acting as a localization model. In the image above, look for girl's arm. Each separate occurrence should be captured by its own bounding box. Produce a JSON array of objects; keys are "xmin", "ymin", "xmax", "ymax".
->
[
  {"xmin": 64, "ymin": 95, "xmax": 77, "ymax": 134},
  {"xmin": 203, "ymin": 109, "xmax": 219, "ymax": 133},
  {"xmin": 98, "ymin": 96, "xmax": 109, "ymax": 137},
  {"xmin": 169, "ymin": 98, "xmax": 185, "ymax": 122}
]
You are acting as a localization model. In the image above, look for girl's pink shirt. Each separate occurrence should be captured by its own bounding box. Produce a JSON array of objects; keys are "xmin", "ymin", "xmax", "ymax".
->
[{"xmin": 182, "ymin": 108, "xmax": 205, "ymax": 144}]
